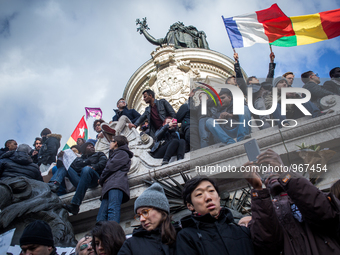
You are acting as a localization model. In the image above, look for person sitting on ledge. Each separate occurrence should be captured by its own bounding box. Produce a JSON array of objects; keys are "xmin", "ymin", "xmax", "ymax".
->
[
  {"xmin": 49, "ymin": 142, "xmax": 107, "ymax": 215},
  {"xmin": 150, "ymin": 116, "xmax": 186, "ymax": 165}
]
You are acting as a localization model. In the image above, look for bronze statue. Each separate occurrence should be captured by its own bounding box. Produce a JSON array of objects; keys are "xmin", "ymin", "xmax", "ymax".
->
[
  {"xmin": 136, "ymin": 17, "xmax": 209, "ymax": 50},
  {"xmin": 0, "ymin": 177, "xmax": 77, "ymax": 247}
]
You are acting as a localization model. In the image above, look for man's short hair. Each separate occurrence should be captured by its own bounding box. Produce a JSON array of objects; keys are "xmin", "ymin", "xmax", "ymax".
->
[
  {"xmin": 116, "ymin": 98, "xmax": 125, "ymax": 106},
  {"xmin": 33, "ymin": 137, "xmax": 42, "ymax": 147},
  {"xmin": 283, "ymin": 72, "xmax": 294, "ymax": 78},
  {"xmin": 182, "ymin": 176, "xmax": 220, "ymax": 206},
  {"xmin": 93, "ymin": 119, "xmax": 105, "ymax": 131},
  {"xmin": 113, "ymin": 135, "xmax": 129, "ymax": 147},
  {"xmin": 225, "ymin": 75, "xmax": 235, "ymax": 84},
  {"xmin": 5, "ymin": 139, "xmax": 15, "ymax": 148},
  {"xmin": 246, "ymin": 76, "xmax": 256, "ymax": 85},
  {"xmin": 219, "ymin": 88, "xmax": 232, "ymax": 98},
  {"xmin": 329, "ymin": 67, "xmax": 340, "ymax": 78},
  {"xmin": 301, "ymin": 71, "xmax": 314, "ymax": 84},
  {"xmin": 142, "ymin": 89, "xmax": 155, "ymax": 98}
]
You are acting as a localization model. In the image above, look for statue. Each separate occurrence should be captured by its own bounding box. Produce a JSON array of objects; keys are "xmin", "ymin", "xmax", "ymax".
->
[
  {"xmin": 0, "ymin": 177, "xmax": 77, "ymax": 247},
  {"xmin": 136, "ymin": 17, "xmax": 209, "ymax": 49}
]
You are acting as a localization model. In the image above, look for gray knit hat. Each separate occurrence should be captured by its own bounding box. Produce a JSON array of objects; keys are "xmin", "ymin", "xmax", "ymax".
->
[
  {"xmin": 134, "ymin": 183, "xmax": 170, "ymax": 214},
  {"xmin": 273, "ymin": 76, "xmax": 288, "ymax": 87}
]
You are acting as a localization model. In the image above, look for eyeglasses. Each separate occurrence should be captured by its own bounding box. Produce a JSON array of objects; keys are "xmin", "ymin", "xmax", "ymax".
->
[
  {"xmin": 79, "ymin": 243, "xmax": 92, "ymax": 251},
  {"xmin": 95, "ymin": 124, "xmax": 101, "ymax": 127},
  {"xmin": 111, "ymin": 140, "xmax": 117, "ymax": 143},
  {"xmin": 134, "ymin": 208, "xmax": 153, "ymax": 221},
  {"xmin": 118, "ymin": 100, "xmax": 125, "ymax": 103},
  {"xmin": 312, "ymin": 73, "xmax": 319, "ymax": 77}
]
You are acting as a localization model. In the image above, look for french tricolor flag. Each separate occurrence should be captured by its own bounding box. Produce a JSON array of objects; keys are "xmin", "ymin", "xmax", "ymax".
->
[{"xmin": 222, "ymin": 4, "xmax": 294, "ymax": 48}]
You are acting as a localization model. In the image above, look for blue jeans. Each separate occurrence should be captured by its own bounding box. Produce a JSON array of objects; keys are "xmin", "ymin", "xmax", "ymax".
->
[
  {"xmin": 52, "ymin": 166, "xmax": 66, "ymax": 196},
  {"xmin": 272, "ymin": 101, "xmax": 321, "ymax": 126},
  {"xmin": 96, "ymin": 189, "xmax": 123, "ymax": 223},
  {"xmin": 50, "ymin": 166, "xmax": 99, "ymax": 205},
  {"xmin": 206, "ymin": 106, "xmax": 251, "ymax": 144},
  {"xmin": 199, "ymin": 117, "xmax": 211, "ymax": 148}
]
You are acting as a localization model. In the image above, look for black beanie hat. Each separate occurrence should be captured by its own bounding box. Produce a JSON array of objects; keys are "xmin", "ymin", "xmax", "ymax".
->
[{"xmin": 20, "ymin": 220, "xmax": 54, "ymax": 247}]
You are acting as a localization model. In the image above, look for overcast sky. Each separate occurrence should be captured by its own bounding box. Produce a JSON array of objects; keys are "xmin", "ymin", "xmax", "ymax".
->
[{"xmin": 0, "ymin": 0, "xmax": 339, "ymax": 149}]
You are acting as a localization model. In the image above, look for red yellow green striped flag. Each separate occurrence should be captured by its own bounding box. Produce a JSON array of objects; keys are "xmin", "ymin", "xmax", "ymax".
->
[
  {"xmin": 271, "ymin": 8, "xmax": 340, "ymax": 47},
  {"xmin": 223, "ymin": 4, "xmax": 340, "ymax": 48},
  {"xmin": 63, "ymin": 116, "xmax": 88, "ymax": 150}
]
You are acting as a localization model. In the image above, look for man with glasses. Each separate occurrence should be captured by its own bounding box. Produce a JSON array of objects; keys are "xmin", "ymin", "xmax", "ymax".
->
[
  {"xmin": 75, "ymin": 235, "xmax": 94, "ymax": 255},
  {"xmin": 111, "ymin": 98, "xmax": 140, "ymax": 135},
  {"xmin": 30, "ymin": 137, "xmax": 43, "ymax": 164},
  {"xmin": 301, "ymin": 70, "xmax": 334, "ymax": 108}
]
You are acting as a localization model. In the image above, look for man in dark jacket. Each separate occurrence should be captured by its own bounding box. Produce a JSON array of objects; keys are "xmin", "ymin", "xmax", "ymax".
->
[
  {"xmin": 245, "ymin": 149, "xmax": 340, "ymax": 255},
  {"xmin": 0, "ymin": 139, "xmax": 18, "ymax": 157},
  {"xmin": 176, "ymin": 176, "xmax": 255, "ymax": 255},
  {"xmin": 111, "ymin": 98, "xmax": 141, "ymax": 135},
  {"xmin": 49, "ymin": 142, "xmax": 107, "ymax": 215},
  {"xmin": 38, "ymin": 128, "xmax": 61, "ymax": 173},
  {"xmin": 323, "ymin": 67, "xmax": 340, "ymax": 96},
  {"xmin": 0, "ymin": 144, "xmax": 43, "ymax": 181},
  {"xmin": 176, "ymin": 89, "xmax": 200, "ymax": 151},
  {"xmin": 30, "ymin": 137, "xmax": 43, "ymax": 164},
  {"xmin": 130, "ymin": 89, "xmax": 176, "ymax": 139},
  {"xmin": 302, "ymin": 70, "xmax": 334, "ymax": 108},
  {"xmin": 205, "ymin": 89, "xmax": 251, "ymax": 146}
]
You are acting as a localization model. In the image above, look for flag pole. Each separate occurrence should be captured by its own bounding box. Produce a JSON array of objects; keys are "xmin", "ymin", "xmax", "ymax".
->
[{"xmin": 269, "ymin": 44, "xmax": 273, "ymax": 53}]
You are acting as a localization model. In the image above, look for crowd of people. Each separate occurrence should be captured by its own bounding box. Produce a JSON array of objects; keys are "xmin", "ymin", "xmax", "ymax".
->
[
  {"xmin": 16, "ymin": 149, "xmax": 340, "ymax": 254},
  {"xmin": 1, "ymin": 55, "xmax": 340, "ymax": 255}
]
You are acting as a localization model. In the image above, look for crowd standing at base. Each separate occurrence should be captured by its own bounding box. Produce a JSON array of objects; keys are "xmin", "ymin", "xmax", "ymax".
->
[{"xmin": 2, "ymin": 63, "xmax": 340, "ymax": 255}]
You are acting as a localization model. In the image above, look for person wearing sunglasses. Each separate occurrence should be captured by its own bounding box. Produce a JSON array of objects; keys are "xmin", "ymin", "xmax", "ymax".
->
[
  {"xmin": 97, "ymin": 136, "xmax": 133, "ymax": 222},
  {"xmin": 118, "ymin": 183, "xmax": 177, "ymax": 255},
  {"xmin": 111, "ymin": 98, "xmax": 141, "ymax": 136},
  {"xmin": 75, "ymin": 235, "xmax": 95, "ymax": 255},
  {"xmin": 301, "ymin": 70, "xmax": 334, "ymax": 108},
  {"xmin": 91, "ymin": 221, "xmax": 126, "ymax": 255}
]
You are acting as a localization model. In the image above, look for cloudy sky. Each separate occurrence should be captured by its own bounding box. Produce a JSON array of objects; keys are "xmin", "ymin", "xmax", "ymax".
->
[{"xmin": 0, "ymin": 0, "xmax": 339, "ymax": 149}]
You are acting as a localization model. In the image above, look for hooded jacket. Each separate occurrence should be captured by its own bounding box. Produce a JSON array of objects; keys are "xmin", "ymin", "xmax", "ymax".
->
[
  {"xmin": 176, "ymin": 208, "xmax": 255, "ymax": 255},
  {"xmin": 0, "ymin": 147, "xmax": 9, "ymax": 157},
  {"xmin": 99, "ymin": 144, "xmax": 133, "ymax": 202},
  {"xmin": 0, "ymin": 151, "xmax": 43, "ymax": 181},
  {"xmin": 71, "ymin": 151, "xmax": 107, "ymax": 175},
  {"xmin": 133, "ymin": 99, "xmax": 176, "ymax": 139},
  {"xmin": 118, "ymin": 226, "xmax": 176, "ymax": 255},
  {"xmin": 250, "ymin": 172, "xmax": 340, "ymax": 255},
  {"xmin": 38, "ymin": 134, "xmax": 62, "ymax": 165},
  {"xmin": 112, "ymin": 106, "xmax": 141, "ymax": 123}
]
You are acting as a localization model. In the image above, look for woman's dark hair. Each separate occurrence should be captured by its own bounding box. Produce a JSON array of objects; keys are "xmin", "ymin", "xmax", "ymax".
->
[
  {"xmin": 93, "ymin": 119, "xmax": 105, "ymax": 131},
  {"xmin": 331, "ymin": 179, "xmax": 340, "ymax": 200},
  {"xmin": 112, "ymin": 135, "xmax": 129, "ymax": 147},
  {"xmin": 153, "ymin": 208, "xmax": 177, "ymax": 246},
  {"xmin": 91, "ymin": 221, "xmax": 126, "ymax": 255},
  {"xmin": 182, "ymin": 176, "xmax": 220, "ymax": 206}
]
